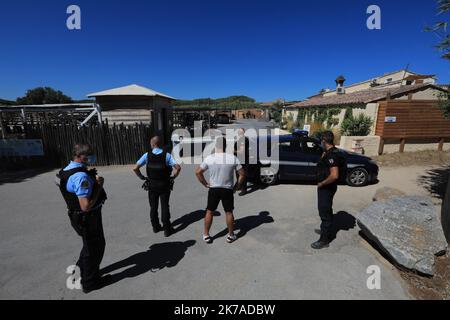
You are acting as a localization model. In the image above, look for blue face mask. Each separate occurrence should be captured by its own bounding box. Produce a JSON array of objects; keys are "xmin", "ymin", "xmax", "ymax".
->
[{"xmin": 87, "ymin": 155, "xmax": 97, "ymax": 166}]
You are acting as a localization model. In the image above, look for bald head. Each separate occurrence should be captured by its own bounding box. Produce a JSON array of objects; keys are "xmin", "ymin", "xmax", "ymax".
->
[{"xmin": 150, "ymin": 136, "xmax": 162, "ymax": 149}]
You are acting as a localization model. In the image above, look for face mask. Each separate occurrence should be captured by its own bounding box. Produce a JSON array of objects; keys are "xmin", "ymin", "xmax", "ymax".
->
[{"xmin": 87, "ymin": 155, "xmax": 97, "ymax": 166}]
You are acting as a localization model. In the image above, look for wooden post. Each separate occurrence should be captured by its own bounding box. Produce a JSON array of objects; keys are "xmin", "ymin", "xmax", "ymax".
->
[
  {"xmin": 399, "ymin": 138, "xmax": 406, "ymax": 153},
  {"xmin": 438, "ymin": 138, "xmax": 444, "ymax": 152},
  {"xmin": 378, "ymin": 138, "xmax": 385, "ymax": 155},
  {"xmin": 95, "ymin": 103, "xmax": 103, "ymax": 126}
]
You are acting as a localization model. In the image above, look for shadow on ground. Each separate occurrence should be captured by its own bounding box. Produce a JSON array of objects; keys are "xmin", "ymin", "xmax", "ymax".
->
[
  {"xmin": 100, "ymin": 240, "xmax": 196, "ymax": 287},
  {"xmin": 213, "ymin": 211, "xmax": 274, "ymax": 240},
  {"xmin": 418, "ymin": 165, "xmax": 450, "ymax": 200},
  {"xmin": 0, "ymin": 167, "xmax": 54, "ymax": 186},
  {"xmin": 329, "ymin": 211, "xmax": 356, "ymax": 242},
  {"xmin": 172, "ymin": 210, "xmax": 220, "ymax": 234}
]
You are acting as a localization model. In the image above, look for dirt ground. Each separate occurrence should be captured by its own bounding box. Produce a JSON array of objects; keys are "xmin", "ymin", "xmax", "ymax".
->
[
  {"xmin": 373, "ymin": 150, "xmax": 450, "ymax": 168},
  {"xmin": 374, "ymin": 150, "xmax": 450, "ymax": 300}
]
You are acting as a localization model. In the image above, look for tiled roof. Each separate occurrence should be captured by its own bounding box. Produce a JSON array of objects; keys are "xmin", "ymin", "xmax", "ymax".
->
[{"xmin": 289, "ymin": 84, "xmax": 447, "ymax": 108}]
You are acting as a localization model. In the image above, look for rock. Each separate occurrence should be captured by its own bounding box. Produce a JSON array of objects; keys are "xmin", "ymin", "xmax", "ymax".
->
[
  {"xmin": 372, "ymin": 187, "xmax": 406, "ymax": 202},
  {"xmin": 358, "ymin": 196, "xmax": 448, "ymax": 276},
  {"xmin": 442, "ymin": 177, "xmax": 450, "ymax": 244}
]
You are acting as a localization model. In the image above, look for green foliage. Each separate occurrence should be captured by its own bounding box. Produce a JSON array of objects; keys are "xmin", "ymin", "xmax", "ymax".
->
[
  {"xmin": 17, "ymin": 87, "xmax": 73, "ymax": 105},
  {"xmin": 340, "ymin": 113, "xmax": 374, "ymax": 136},
  {"xmin": 425, "ymin": 0, "xmax": 450, "ymax": 60},
  {"xmin": 294, "ymin": 109, "xmax": 306, "ymax": 129},
  {"xmin": 312, "ymin": 127, "xmax": 329, "ymax": 140},
  {"xmin": 344, "ymin": 107, "xmax": 353, "ymax": 121},
  {"xmin": 270, "ymin": 107, "xmax": 282, "ymax": 124},
  {"xmin": 174, "ymin": 96, "xmax": 259, "ymax": 110},
  {"xmin": 438, "ymin": 91, "xmax": 450, "ymax": 118}
]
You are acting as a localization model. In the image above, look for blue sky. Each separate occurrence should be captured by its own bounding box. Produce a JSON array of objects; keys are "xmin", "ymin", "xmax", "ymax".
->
[{"xmin": 0, "ymin": 0, "xmax": 448, "ymax": 102}]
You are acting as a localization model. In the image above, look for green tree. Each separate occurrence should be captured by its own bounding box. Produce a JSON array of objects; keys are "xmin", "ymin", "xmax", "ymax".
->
[
  {"xmin": 426, "ymin": 0, "xmax": 450, "ymax": 59},
  {"xmin": 341, "ymin": 114, "xmax": 374, "ymax": 136},
  {"xmin": 16, "ymin": 87, "xmax": 73, "ymax": 105},
  {"xmin": 426, "ymin": 1, "xmax": 450, "ymax": 117}
]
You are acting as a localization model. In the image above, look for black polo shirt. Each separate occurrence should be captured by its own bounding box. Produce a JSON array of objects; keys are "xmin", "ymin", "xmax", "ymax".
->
[{"xmin": 317, "ymin": 147, "xmax": 345, "ymax": 188}]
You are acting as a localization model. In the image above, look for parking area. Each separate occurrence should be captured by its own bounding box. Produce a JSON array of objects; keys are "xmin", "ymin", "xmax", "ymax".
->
[{"xmin": 0, "ymin": 158, "xmax": 423, "ymax": 300}]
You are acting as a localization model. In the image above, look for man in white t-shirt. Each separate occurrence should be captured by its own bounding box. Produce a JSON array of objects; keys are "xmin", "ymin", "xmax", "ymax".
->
[{"xmin": 195, "ymin": 137, "xmax": 245, "ymax": 244}]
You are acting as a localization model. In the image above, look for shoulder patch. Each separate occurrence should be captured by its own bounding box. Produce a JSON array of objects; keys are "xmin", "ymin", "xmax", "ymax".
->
[{"xmin": 329, "ymin": 158, "xmax": 334, "ymax": 165}]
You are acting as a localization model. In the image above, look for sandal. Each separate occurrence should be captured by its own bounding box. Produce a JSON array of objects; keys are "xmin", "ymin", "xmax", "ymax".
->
[
  {"xmin": 203, "ymin": 235, "xmax": 213, "ymax": 244},
  {"xmin": 226, "ymin": 233, "xmax": 237, "ymax": 243}
]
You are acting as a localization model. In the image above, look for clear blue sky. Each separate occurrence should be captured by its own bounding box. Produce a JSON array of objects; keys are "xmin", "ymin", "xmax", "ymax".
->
[{"xmin": 0, "ymin": 0, "xmax": 448, "ymax": 102}]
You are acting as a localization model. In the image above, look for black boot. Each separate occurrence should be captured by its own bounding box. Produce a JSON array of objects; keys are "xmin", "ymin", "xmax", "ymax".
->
[
  {"xmin": 152, "ymin": 224, "xmax": 163, "ymax": 234},
  {"xmin": 164, "ymin": 226, "xmax": 175, "ymax": 237},
  {"xmin": 311, "ymin": 235, "xmax": 330, "ymax": 250}
]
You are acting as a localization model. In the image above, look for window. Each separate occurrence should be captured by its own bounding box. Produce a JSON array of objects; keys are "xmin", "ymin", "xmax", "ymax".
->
[
  {"xmin": 385, "ymin": 78, "xmax": 393, "ymax": 83},
  {"xmin": 279, "ymin": 139, "xmax": 301, "ymax": 153}
]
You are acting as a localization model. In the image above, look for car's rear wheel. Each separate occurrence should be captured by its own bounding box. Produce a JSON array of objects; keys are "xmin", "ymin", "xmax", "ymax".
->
[
  {"xmin": 260, "ymin": 167, "xmax": 279, "ymax": 186},
  {"xmin": 347, "ymin": 168, "xmax": 369, "ymax": 187}
]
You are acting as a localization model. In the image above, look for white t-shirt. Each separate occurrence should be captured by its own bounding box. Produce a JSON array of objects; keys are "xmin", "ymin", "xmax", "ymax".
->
[{"xmin": 200, "ymin": 153, "xmax": 242, "ymax": 189}]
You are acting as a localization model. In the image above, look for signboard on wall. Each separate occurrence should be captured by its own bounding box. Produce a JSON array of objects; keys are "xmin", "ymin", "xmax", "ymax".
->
[
  {"xmin": 0, "ymin": 140, "xmax": 44, "ymax": 157},
  {"xmin": 385, "ymin": 116, "xmax": 397, "ymax": 123}
]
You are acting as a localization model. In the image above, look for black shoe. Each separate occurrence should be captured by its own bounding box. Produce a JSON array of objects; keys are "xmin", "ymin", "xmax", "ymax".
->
[
  {"xmin": 164, "ymin": 227, "xmax": 175, "ymax": 237},
  {"xmin": 238, "ymin": 191, "xmax": 247, "ymax": 196},
  {"xmin": 152, "ymin": 225, "xmax": 163, "ymax": 234},
  {"xmin": 82, "ymin": 275, "xmax": 113, "ymax": 294},
  {"xmin": 311, "ymin": 239, "xmax": 330, "ymax": 250}
]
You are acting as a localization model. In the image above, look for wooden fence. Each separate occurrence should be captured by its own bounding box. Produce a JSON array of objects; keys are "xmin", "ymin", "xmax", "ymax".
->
[
  {"xmin": 376, "ymin": 100, "xmax": 450, "ymax": 154},
  {"xmin": 1, "ymin": 121, "xmax": 154, "ymax": 170}
]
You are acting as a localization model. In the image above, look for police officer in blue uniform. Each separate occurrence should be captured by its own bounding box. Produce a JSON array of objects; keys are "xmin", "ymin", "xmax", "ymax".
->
[
  {"xmin": 57, "ymin": 143, "xmax": 109, "ymax": 293},
  {"xmin": 312, "ymin": 131, "xmax": 346, "ymax": 250},
  {"xmin": 133, "ymin": 136, "xmax": 181, "ymax": 237}
]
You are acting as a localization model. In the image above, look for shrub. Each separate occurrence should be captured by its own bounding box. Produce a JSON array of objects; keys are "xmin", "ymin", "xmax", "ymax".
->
[{"xmin": 340, "ymin": 114, "xmax": 373, "ymax": 136}]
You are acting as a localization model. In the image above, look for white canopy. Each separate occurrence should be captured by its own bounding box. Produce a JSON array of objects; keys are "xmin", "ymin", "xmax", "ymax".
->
[{"xmin": 87, "ymin": 84, "xmax": 175, "ymax": 100}]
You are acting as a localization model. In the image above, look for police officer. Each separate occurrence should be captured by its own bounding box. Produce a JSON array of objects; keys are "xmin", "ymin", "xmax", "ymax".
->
[
  {"xmin": 311, "ymin": 131, "xmax": 346, "ymax": 250},
  {"xmin": 57, "ymin": 143, "xmax": 109, "ymax": 293},
  {"xmin": 133, "ymin": 136, "xmax": 181, "ymax": 237}
]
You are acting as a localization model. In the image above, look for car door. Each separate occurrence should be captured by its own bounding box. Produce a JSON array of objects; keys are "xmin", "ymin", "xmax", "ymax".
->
[
  {"xmin": 279, "ymin": 137, "xmax": 311, "ymax": 180},
  {"xmin": 300, "ymin": 138, "xmax": 323, "ymax": 180}
]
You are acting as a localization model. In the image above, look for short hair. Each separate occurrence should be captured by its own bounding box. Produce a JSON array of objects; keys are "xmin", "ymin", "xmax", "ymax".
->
[
  {"xmin": 321, "ymin": 131, "xmax": 335, "ymax": 145},
  {"xmin": 215, "ymin": 136, "xmax": 227, "ymax": 152},
  {"xmin": 151, "ymin": 136, "xmax": 162, "ymax": 148},
  {"xmin": 72, "ymin": 143, "xmax": 92, "ymax": 158}
]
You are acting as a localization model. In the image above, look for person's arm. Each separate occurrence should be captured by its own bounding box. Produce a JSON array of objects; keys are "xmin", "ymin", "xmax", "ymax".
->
[
  {"xmin": 133, "ymin": 165, "xmax": 147, "ymax": 181},
  {"xmin": 318, "ymin": 166, "xmax": 339, "ymax": 188},
  {"xmin": 172, "ymin": 164, "xmax": 181, "ymax": 179},
  {"xmin": 167, "ymin": 153, "xmax": 181, "ymax": 179},
  {"xmin": 78, "ymin": 176, "xmax": 104, "ymax": 212},
  {"xmin": 233, "ymin": 168, "xmax": 246, "ymax": 193},
  {"xmin": 133, "ymin": 153, "xmax": 148, "ymax": 181},
  {"xmin": 195, "ymin": 166, "xmax": 210, "ymax": 188}
]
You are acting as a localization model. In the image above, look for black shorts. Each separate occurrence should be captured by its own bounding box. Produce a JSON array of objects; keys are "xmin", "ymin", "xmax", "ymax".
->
[{"xmin": 207, "ymin": 188, "xmax": 234, "ymax": 212}]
